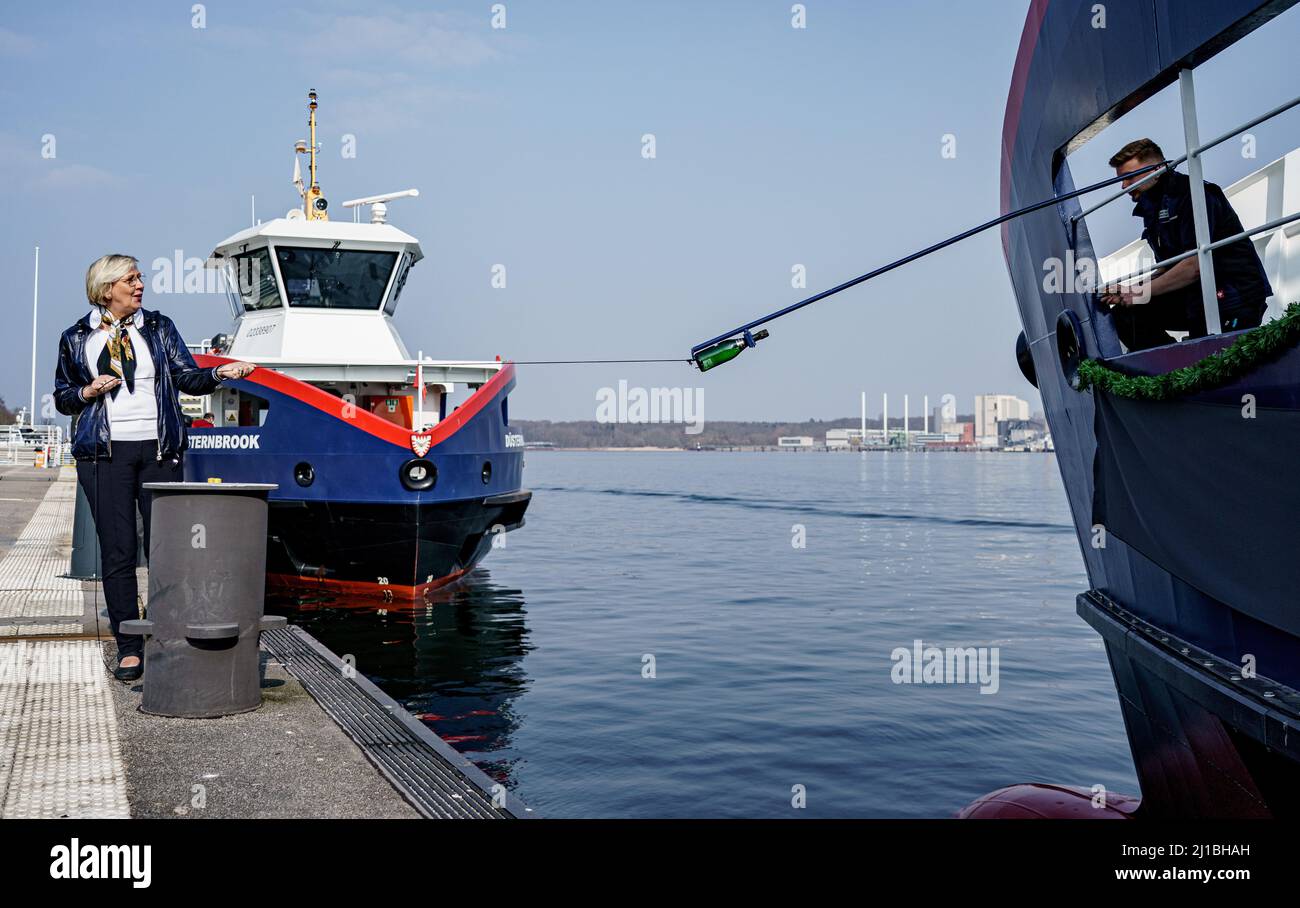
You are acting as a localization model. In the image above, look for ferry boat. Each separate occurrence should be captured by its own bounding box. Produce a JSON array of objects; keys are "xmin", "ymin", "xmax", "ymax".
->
[
  {"xmin": 975, "ymin": 0, "xmax": 1300, "ymax": 818},
  {"xmin": 184, "ymin": 91, "xmax": 530, "ymax": 602}
]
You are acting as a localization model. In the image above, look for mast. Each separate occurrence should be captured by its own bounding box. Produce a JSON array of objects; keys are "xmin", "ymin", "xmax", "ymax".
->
[{"xmin": 295, "ymin": 89, "xmax": 329, "ymax": 221}]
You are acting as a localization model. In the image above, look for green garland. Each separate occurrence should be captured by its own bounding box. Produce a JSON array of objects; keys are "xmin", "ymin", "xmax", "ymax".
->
[{"xmin": 1076, "ymin": 302, "xmax": 1300, "ymax": 400}]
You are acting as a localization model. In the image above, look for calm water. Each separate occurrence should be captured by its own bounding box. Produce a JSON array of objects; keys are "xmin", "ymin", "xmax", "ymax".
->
[{"xmin": 275, "ymin": 451, "xmax": 1140, "ymax": 818}]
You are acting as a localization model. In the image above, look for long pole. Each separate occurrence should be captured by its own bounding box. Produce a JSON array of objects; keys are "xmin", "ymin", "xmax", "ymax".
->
[
  {"xmin": 904, "ymin": 394, "xmax": 910, "ymax": 448},
  {"xmin": 860, "ymin": 392, "xmax": 866, "ymax": 448},
  {"xmin": 30, "ymin": 246, "xmax": 39, "ymax": 426},
  {"xmin": 415, "ymin": 349, "xmax": 425, "ymax": 430},
  {"xmin": 882, "ymin": 393, "xmax": 888, "ymax": 447},
  {"xmin": 690, "ymin": 160, "xmax": 1169, "ymax": 355},
  {"xmin": 924, "ymin": 395, "xmax": 929, "ymax": 434}
]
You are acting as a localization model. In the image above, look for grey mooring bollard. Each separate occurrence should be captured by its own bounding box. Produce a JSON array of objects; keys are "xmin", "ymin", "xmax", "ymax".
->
[
  {"xmin": 121, "ymin": 482, "xmax": 286, "ymax": 717},
  {"xmin": 68, "ymin": 479, "xmax": 148, "ymax": 580},
  {"xmin": 68, "ymin": 477, "xmax": 103, "ymax": 580}
]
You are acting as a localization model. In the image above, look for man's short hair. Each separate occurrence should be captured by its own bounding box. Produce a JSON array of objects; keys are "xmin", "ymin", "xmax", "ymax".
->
[{"xmin": 1109, "ymin": 138, "xmax": 1164, "ymax": 169}]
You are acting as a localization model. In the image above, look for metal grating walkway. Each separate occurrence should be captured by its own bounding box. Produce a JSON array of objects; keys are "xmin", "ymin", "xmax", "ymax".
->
[
  {"xmin": 261, "ymin": 625, "xmax": 530, "ymax": 819},
  {"xmin": 0, "ymin": 639, "xmax": 130, "ymax": 818}
]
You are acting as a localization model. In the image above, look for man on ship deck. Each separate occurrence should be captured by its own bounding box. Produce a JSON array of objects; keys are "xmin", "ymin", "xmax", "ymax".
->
[{"xmin": 1099, "ymin": 138, "xmax": 1272, "ymax": 351}]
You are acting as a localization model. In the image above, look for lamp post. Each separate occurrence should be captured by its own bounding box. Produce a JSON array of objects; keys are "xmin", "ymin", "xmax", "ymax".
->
[{"xmin": 30, "ymin": 245, "xmax": 39, "ymax": 427}]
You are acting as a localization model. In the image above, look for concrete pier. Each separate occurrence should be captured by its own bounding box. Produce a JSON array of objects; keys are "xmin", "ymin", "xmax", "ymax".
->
[{"xmin": 0, "ymin": 465, "xmax": 514, "ymax": 819}]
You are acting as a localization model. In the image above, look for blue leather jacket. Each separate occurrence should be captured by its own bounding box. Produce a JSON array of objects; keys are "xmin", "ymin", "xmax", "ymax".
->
[{"xmin": 54, "ymin": 308, "xmax": 224, "ymax": 461}]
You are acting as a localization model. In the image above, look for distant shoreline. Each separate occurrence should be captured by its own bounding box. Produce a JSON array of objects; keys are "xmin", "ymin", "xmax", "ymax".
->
[
  {"xmin": 510, "ymin": 415, "xmax": 1049, "ymax": 452},
  {"xmin": 528, "ymin": 446, "xmax": 1056, "ymax": 454}
]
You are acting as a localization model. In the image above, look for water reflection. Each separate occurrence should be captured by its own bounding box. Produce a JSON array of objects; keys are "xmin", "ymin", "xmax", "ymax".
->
[{"xmin": 266, "ymin": 569, "xmax": 533, "ymax": 786}]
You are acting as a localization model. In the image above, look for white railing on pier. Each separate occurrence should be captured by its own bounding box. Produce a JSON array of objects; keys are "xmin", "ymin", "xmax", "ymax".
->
[{"xmin": 0, "ymin": 425, "xmax": 69, "ymax": 467}]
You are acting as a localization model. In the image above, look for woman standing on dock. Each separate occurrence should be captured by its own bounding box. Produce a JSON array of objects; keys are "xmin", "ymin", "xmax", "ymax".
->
[{"xmin": 53, "ymin": 254, "xmax": 256, "ymax": 681}]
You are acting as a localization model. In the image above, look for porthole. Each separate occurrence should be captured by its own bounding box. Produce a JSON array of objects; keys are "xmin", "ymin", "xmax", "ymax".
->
[
  {"xmin": 481, "ymin": 460, "xmax": 492, "ymax": 484},
  {"xmin": 1056, "ymin": 309, "xmax": 1084, "ymax": 391},
  {"xmin": 294, "ymin": 462, "xmax": 315, "ymax": 487},
  {"xmin": 1016, "ymin": 331, "xmax": 1037, "ymax": 388}
]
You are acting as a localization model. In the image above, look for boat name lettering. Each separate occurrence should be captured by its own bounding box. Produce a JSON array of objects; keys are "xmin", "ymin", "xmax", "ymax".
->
[
  {"xmin": 245, "ymin": 323, "xmax": 276, "ymax": 338},
  {"xmin": 504, "ymin": 433, "xmax": 525, "ymax": 448},
  {"xmin": 191, "ymin": 434, "xmax": 261, "ymax": 450}
]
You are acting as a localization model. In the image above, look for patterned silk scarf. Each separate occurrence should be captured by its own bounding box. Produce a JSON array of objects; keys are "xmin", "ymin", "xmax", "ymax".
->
[{"xmin": 96, "ymin": 310, "xmax": 137, "ymax": 396}]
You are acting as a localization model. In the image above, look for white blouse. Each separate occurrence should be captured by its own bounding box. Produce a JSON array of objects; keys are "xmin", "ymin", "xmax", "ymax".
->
[{"xmin": 83, "ymin": 309, "xmax": 158, "ymax": 442}]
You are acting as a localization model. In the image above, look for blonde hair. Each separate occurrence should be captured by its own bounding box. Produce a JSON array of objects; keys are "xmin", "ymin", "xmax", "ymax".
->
[{"xmin": 85, "ymin": 254, "xmax": 139, "ymax": 307}]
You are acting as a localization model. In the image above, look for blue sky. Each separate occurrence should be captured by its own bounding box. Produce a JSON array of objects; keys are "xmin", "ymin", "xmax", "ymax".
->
[{"xmin": 2, "ymin": 1, "xmax": 1296, "ymax": 422}]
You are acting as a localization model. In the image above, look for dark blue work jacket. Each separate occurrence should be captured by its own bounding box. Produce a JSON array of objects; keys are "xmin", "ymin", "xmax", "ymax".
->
[
  {"xmin": 1135, "ymin": 170, "xmax": 1272, "ymax": 322},
  {"xmin": 54, "ymin": 308, "xmax": 224, "ymax": 461}
]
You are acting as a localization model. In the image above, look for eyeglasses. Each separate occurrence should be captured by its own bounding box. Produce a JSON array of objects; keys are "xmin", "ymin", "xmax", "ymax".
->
[{"xmin": 116, "ymin": 273, "xmax": 145, "ymax": 287}]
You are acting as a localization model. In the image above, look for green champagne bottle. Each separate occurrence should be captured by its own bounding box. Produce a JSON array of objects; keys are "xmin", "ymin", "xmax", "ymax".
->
[
  {"xmin": 694, "ymin": 339, "xmax": 747, "ymax": 372},
  {"xmin": 693, "ymin": 329, "xmax": 769, "ymax": 372}
]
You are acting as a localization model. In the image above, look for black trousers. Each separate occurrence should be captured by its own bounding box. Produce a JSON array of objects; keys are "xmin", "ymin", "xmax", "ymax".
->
[
  {"xmin": 75, "ymin": 440, "xmax": 182, "ymax": 659},
  {"xmin": 1114, "ymin": 292, "xmax": 1266, "ymax": 352}
]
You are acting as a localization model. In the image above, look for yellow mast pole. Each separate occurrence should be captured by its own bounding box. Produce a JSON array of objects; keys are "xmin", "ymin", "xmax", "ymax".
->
[{"xmin": 304, "ymin": 89, "xmax": 328, "ymax": 221}]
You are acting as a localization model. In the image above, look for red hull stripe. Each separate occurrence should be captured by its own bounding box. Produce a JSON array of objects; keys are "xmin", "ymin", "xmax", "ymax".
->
[
  {"xmin": 1000, "ymin": 0, "xmax": 1052, "ymax": 251},
  {"xmin": 195, "ymin": 354, "xmax": 515, "ymax": 451},
  {"xmin": 266, "ymin": 566, "xmax": 471, "ymax": 603}
]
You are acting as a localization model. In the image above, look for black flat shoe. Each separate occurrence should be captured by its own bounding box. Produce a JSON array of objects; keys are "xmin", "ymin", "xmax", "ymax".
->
[{"xmin": 114, "ymin": 658, "xmax": 143, "ymax": 682}]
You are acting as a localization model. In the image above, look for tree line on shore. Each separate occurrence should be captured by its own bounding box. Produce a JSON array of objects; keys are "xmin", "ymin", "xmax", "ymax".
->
[{"xmin": 512, "ymin": 416, "xmax": 973, "ymax": 449}]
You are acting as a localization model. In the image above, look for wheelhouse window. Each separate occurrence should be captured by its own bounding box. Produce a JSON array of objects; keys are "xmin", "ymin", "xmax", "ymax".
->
[
  {"xmin": 277, "ymin": 246, "xmax": 398, "ymax": 310},
  {"xmin": 229, "ymin": 248, "xmax": 282, "ymax": 312},
  {"xmin": 384, "ymin": 252, "xmax": 413, "ymax": 315}
]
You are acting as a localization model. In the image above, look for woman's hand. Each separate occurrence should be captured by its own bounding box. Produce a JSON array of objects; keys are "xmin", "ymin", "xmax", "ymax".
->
[
  {"xmin": 216, "ymin": 361, "xmax": 256, "ymax": 380},
  {"xmin": 82, "ymin": 375, "xmax": 121, "ymax": 399}
]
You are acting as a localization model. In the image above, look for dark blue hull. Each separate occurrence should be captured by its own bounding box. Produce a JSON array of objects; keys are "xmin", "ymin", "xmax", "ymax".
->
[
  {"xmin": 264, "ymin": 492, "xmax": 528, "ymax": 598},
  {"xmin": 184, "ymin": 358, "xmax": 530, "ymax": 599}
]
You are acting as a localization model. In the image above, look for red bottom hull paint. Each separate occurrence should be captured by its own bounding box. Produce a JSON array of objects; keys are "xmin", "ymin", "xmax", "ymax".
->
[
  {"xmin": 267, "ymin": 566, "xmax": 472, "ymax": 605},
  {"xmin": 958, "ymin": 783, "xmax": 1140, "ymax": 819}
]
